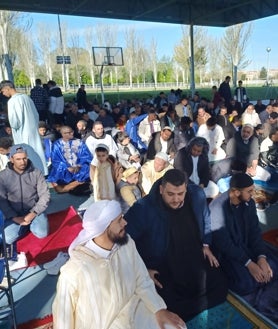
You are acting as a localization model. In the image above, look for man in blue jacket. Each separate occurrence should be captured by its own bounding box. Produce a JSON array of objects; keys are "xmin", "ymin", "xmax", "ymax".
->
[{"xmin": 125, "ymin": 169, "xmax": 227, "ymax": 321}]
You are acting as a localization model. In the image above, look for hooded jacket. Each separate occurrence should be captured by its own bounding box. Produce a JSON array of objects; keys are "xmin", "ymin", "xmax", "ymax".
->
[
  {"xmin": 125, "ymin": 178, "xmax": 211, "ymax": 269},
  {"xmin": 0, "ymin": 160, "xmax": 50, "ymax": 219}
]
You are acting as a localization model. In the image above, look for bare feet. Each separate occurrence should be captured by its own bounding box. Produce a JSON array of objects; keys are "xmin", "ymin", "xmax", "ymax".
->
[
  {"xmin": 52, "ymin": 181, "xmax": 84, "ymax": 193},
  {"xmin": 63, "ymin": 181, "xmax": 84, "ymax": 192}
]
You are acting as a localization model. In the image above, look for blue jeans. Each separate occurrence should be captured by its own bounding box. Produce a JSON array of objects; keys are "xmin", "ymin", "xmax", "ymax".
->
[{"xmin": 4, "ymin": 213, "xmax": 49, "ymax": 244}]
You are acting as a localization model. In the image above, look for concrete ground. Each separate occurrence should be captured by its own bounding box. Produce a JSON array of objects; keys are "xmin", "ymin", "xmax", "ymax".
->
[{"xmin": 46, "ymin": 186, "xmax": 90, "ymax": 215}]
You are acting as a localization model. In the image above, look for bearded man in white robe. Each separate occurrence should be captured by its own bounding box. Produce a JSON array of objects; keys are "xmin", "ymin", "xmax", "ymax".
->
[{"xmin": 53, "ymin": 200, "xmax": 186, "ymax": 329}]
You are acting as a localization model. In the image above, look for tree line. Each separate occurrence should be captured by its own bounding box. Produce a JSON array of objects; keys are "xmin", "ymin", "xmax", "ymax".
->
[{"xmin": 0, "ymin": 10, "xmax": 254, "ymax": 89}]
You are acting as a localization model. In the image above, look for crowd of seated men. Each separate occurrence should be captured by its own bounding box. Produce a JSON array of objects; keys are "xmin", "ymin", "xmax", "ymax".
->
[
  {"xmin": 0, "ymin": 83, "xmax": 277, "ymax": 201},
  {"xmin": 1, "ymin": 81, "xmax": 278, "ymax": 325}
]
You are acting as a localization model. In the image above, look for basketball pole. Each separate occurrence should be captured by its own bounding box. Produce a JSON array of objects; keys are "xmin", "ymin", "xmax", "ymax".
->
[{"xmin": 100, "ymin": 64, "xmax": 105, "ymax": 104}]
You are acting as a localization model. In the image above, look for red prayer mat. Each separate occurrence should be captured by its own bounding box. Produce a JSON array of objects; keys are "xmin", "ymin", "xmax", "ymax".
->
[
  {"xmin": 18, "ymin": 315, "xmax": 53, "ymax": 329},
  {"xmin": 263, "ymin": 229, "xmax": 278, "ymax": 247},
  {"xmin": 17, "ymin": 206, "xmax": 82, "ymax": 266}
]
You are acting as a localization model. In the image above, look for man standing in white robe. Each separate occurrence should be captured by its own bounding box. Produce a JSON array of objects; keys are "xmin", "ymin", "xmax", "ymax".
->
[
  {"xmin": 0, "ymin": 80, "xmax": 48, "ymax": 175},
  {"xmin": 53, "ymin": 200, "xmax": 186, "ymax": 329}
]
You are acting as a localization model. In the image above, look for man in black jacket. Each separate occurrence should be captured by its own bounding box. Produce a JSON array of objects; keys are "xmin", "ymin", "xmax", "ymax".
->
[
  {"xmin": 146, "ymin": 126, "xmax": 176, "ymax": 161},
  {"xmin": 210, "ymin": 173, "xmax": 278, "ymax": 322}
]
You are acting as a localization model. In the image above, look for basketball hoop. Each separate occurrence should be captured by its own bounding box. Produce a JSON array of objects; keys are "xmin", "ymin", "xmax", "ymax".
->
[{"xmin": 92, "ymin": 47, "xmax": 124, "ymax": 104}]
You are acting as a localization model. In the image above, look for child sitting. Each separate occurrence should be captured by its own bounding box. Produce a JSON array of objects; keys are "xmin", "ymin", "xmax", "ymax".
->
[
  {"xmin": 116, "ymin": 131, "xmax": 141, "ymax": 169},
  {"xmin": 117, "ymin": 167, "xmax": 142, "ymax": 214}
]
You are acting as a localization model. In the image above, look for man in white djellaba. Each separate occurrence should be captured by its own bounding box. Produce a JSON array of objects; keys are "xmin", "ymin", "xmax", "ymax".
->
[
  {"xmin": 53, "ymin": 199, "xmax": 186, "ymax": 329},
  {"xmin": 0, "ymin": 80, "xmax": 48, "ymax": 175}
]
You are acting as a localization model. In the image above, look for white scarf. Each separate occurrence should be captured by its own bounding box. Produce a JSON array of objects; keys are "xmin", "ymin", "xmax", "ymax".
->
[{"xmin": 69, "ymin": 200, "xmax": 121, "ymax": 256}]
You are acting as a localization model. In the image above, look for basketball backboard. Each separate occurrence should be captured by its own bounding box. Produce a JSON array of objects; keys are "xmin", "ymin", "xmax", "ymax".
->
[{"xmin": 92, "ymin": 47, "xmax": 124, "ymax": 66}]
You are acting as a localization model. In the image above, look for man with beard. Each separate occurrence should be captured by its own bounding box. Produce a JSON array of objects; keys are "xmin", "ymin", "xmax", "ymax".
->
[
  {"xmin": 0, "ymin": 145, "xmax": 49, "ymax": 244},
  {"xmin": 125, "ymin": 169, "xmax": 228, "ymax": 322},
  {"xmin": 85, "ymin": 121, "xmax": 118, "ymax": 158},
  {"xmin": 210, "ymin": 173, "xmax": 278, "ymax": 323},
  {"xmin": 48, "ymin": 125, "xmax": 92, "ymax": 193},
  {"xmin": 226, "ymin": 124, "xmax": 270, "ymax": 181},
  {"xmin": 53, "ymin": 200, "xmax": 186, "ymax": 329}
]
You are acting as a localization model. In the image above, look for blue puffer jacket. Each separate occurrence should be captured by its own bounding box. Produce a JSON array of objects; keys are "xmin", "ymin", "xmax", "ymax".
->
[
  {"xmin": 125, "ymin": 178, "xmax": 212, "ymax": 269},
  {"xmin": 125, "ymin": 114, "xmax": 148, "ymax": 151}
]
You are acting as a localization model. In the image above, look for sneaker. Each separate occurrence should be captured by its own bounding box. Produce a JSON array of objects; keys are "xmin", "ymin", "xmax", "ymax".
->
[
  {"xmin": 0, "ymin": 277, "xmax": 15, "ymax": 289},
  {"xmin": 8, "ymin": 252, "xmax": 28, "ymax": 271}
]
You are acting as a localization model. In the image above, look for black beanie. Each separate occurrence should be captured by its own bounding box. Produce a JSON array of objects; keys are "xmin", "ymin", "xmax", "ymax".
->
[{"xmin": 230, "ymin": 173, "xmax": 254, "ymax": 189}]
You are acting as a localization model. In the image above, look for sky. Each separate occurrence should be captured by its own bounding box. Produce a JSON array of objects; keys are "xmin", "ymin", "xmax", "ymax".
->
[{"xmin": 28, "ymin": 12, "xmax": 278, "ymax": 72}]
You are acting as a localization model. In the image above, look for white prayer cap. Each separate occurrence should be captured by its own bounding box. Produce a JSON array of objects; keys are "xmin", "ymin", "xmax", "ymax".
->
[
  {"xmin": 155, "ymin": 152, "xmax": 168, "ymax": 162},
  {"xmin": 69, "ymin": 200, "xmax": 122, "ymax": 255},
  {"xmin": 95, "ymin": 143, "xmax": 110, "ymax": 152}
]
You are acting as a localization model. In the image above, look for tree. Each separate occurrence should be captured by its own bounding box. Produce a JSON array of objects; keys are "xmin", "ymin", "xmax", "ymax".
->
[
  {"xmin": 194, "ymin": 46, "xmax": 207, "ymax": 84},
  {"xmin": 0, "ymin": 11, "xmax": 21, "ymax": 81},
  {"xmin": 14, "ymin": 69, "xmax": 30, "ymax": 87},
  {"xmin": 222, "ymin": 23, "xmax": 252, "ymax": 87},
  {"xmin": 259, "ymin": 67, "xmax": 267, "ymax": 79},
  {"xmin": 174, "ymin": 26, "xmax": 208, "ymax": 85},
  {"xmin": 150, "ymin": 38, "xmax": 158, "ymax": 87},
  {"xmin": 124, "ymin": 27, "xmax": 137, "ymax": 88},
  {"xmin": 16, "ymin": 32, "xmax": 37, "ymax": 86},
  {"xmin": 36, "ymin": 23, "xmax": 55, "ymax": 81},
  {"xmin": 85, "ymin": 26, "xmax": 97, "ymax": 87},
  {"xmin": 69, "ymin": 33, "xmax": 83, "ymax": 86},
  {"xmin": 206, "ymin": 36, "xmax": 223, "ymax": 85}
]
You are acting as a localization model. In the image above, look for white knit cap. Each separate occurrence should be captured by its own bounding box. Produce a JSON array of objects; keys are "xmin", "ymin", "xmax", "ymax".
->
[{"xmin": 69, "ymin": 200, "xmax": 122, "ymax": 255}]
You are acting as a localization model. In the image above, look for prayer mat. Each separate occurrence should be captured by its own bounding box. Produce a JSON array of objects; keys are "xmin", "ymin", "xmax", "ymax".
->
[
  {"xmin": 18, "ymin": 315, "xmax": 53, "ymax": 329},
  {"xmin": 227, "ymin": 292, "xmax": 278, "ymax": 329},
  {"xmin": 186, "ymin": 300, "xmax": 253, "ymax": 329},
  {"xmin": 17, "ymin": 206, "xmax": 82, "ymax": 266},
  {"xmin": 263, "ymin": 229, "xmax": 278, "ymax": 247},
  {"xmin": 187, "ymin": 294, "xmax": 278, "ymax": 329}
]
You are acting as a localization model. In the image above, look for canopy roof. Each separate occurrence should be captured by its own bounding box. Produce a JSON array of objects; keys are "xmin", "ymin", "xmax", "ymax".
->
[{"xmin": 0, "ymin": 0, "xmax": 277, "ymax": 27}]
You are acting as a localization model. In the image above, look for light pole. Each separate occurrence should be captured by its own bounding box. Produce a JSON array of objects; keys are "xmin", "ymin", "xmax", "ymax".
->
[{"xmin": 266, "ymin": 47, "xmax": 271, "ymax": 85}]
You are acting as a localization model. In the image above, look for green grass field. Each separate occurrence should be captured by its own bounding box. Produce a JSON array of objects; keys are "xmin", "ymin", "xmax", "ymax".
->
[{"xmin": 64, "ymin": 85, "xmax": 278, "ymax": 105}]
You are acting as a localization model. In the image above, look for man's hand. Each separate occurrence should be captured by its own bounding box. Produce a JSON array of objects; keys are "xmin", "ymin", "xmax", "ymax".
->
[
  {"xmin": 202, "ymin": 246, "xmax": 219, "ymax": 267},
  {"xmin": 148, "ymin": 269, "xmax": 163, "ymax": 289},
  {"xmin": 211, "ymin": 148, "xmax": 217, "ymax": 155},
  {"xmin": 155, "ymin": 309, "xmax": 187, "ymax": 329},
  {"xmin": 129, "ymin": 154, "xmax": 140, "ymax": 162},
  {"xmin": 12, "ymin": 216, "xmax": 26, "ymax": 225},
  {"xmin": 246, "ymin": 167, "xmax": 256, "ymax": 177},
  {"xmin": 68, "ymin": 166, "xmax": 80, "ymax": 174},
  {"xmin": 257, "ymin": 257, "xmax": 273, "ymax": 283},
  {"xmin": 169, "ymin": 152, "xmax": 175, "ymax": 160},
  {"xmin": 24, "ymin": 212, "xmax": 36, "ymax": 225},
  {"xmin": 247, "ymin": 261, "xmax": 266, "ymax": 283}
]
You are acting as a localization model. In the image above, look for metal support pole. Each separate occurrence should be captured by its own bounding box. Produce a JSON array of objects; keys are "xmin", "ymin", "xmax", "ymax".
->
[
  {"xmin": 189, "ymin": 24, "xmax": 195, "ymax": 98},
  {"xmin": 100, "ymin": 65, "xmax": 104, "ymax": 104},
  {"xmin": 58, "ymin": 15, "xmax": 67, "ymax": 92},
  {"xmin": 266, "ymin": 47, "xmax": 271, "ymax": 85}
]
